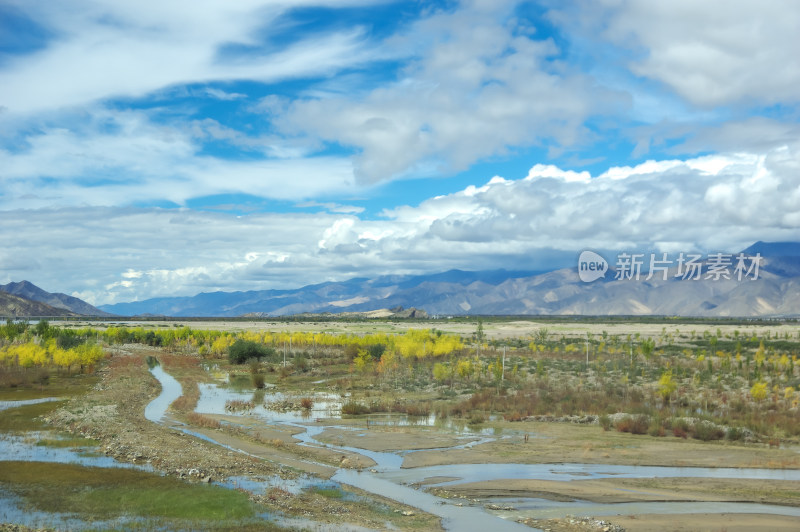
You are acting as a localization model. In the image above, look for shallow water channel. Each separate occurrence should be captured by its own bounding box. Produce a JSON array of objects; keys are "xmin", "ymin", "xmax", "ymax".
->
[{"xmin": 151, "ymin": 366, "xmax": 800, "ymax": 530}]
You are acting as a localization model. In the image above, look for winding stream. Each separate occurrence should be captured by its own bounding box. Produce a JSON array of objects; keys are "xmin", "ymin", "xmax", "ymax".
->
[{"xmin": 146, "ymin": 365, "xmax": 800, "ymax": 530}]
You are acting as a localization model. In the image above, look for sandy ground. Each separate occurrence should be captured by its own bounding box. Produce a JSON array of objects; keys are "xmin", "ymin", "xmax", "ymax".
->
[
  {"xmin": 61, "ymin": 318, "xmax": 800, "ymax": 342},
  {"xmin": 397, "ymin": 421, "xmax": 800, "ymax": 469},
  {"xmin": 199, "ymin": 414, "xmax": 376, "ymax": 476},
  {"xmin": 434, "ymin": 477, "xmax": 800, "ymax": 506},
  {"xmin": 316, "ymin": 426, "xmax": 480, "ymax": 452},
  {"xmin": 608, "ymin": 513, "xmax": 800, "ymax": 532}
]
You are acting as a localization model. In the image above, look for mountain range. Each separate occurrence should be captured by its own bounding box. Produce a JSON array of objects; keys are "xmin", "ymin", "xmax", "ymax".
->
[
  {"xmin": 0, "ymin": 280, "xmax": 111, "ymax": 318},
  {"xmin": 3, "ymin": 242, "xmax": 799, "ymax": 318},
  {"xmin": 96, "ymin": 241, "xmax": 800, "ymax": 318}
]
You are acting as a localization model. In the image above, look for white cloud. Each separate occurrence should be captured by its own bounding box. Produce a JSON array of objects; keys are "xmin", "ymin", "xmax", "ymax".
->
[
  {"xmin": 274, "ymin": 1, "xmax": 625, "ymax": 182},
  {"xmin": 3, "ymin": 148, "xmax": 796, "ymax": 305},
  {"xmin": 0, "ymin": 107, "xmax": 358, "ymax": 208},
  {"xmin": 0, "ymin": 0, "xmax": 379, "ymax": 115},
  {"xmin": 589, "ymin": 0, "xmax": 800, "ymax": 107}
]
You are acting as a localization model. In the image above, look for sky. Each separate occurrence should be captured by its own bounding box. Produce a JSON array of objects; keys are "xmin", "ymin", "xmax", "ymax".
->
[{"xmin": 1, "ymin": 0, "xmax": 799, "ymax": 306}]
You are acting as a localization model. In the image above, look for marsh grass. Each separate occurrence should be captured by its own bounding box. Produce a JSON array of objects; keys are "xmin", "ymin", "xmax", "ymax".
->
[
  {"xmin": 35, "ymin": 435, "xmax": 99, "ymax": 448},
  {"xmin": 0, "ymin": 461, "xmax": 263, "ymax": 525},
  {"xmin": 0, "ymin": 373, "xmax": 98, "ymax": 401},
  {"xmin": 0, "ymin": 400, "xmax": 66, "ymax": 432},
  {"xmin": 312, "ymin": 486, "xmax": 344, "ymax": 499}
]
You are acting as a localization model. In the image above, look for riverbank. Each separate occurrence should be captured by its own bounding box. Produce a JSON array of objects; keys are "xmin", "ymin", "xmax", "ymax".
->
[
  {"xmin": 43, "ymin": 346, "xmax": 441, "ymax": 530},
  {"xmin": 15, "ymin": 329, "xmax": 800, "ymax": 531}
]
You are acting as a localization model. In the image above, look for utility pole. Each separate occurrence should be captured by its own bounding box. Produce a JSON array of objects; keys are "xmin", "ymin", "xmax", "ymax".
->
[{"xmin": 585, "ymin": 333, "xmax": 589, "ymax": 367}]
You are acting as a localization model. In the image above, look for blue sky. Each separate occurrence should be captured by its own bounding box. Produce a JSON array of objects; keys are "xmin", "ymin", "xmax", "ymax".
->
[{"xmin": 0, "ymin": 0, "xmax": 799, "ymax": 305}]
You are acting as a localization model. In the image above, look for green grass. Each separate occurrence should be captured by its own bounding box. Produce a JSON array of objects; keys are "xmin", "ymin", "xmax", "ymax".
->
[
  {"xmin": 312, "ymin": 486, "xmax": 344, "ymax": 499},
  {"xmin": 0, "ymin": 461, "xmax": 278, "ymax": 528},
  {"xmin": 35, "ymin": 435, "xmax": 99, "ymax": 448},
  {"xmin": 0, "ymin": 400, "xmax": 66, "ymax": 432},
  {"xmin": 0, "ymin": 373, "xmax": 99, "ymax": 401}
]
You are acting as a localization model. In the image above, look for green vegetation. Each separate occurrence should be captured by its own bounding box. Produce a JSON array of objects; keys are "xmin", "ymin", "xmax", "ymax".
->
[
  {"xmin": 0, "ymin": 461, "xmax": 275, "ymax": 529},
  {"xmin": 312, "ymin": 486, "xmax": 345, "ymax": 499},
  {"xmin": 228, "ymin": 339, "xmax": 277, "ymax": 364},
  {"xmin": 0, "ymin": 400, "xmax": 66, "ymax": 432}
]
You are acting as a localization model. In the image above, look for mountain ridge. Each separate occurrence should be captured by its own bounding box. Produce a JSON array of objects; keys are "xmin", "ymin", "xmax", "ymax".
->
[
  {"xmin": 97, "ymin": 243, "xmax": 800, "ymax": 318},
  {"xmin": 0, "ymin": 281, "xmax": 112, "ymax": 317}
]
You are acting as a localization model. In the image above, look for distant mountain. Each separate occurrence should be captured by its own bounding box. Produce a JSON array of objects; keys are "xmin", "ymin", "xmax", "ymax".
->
[
  {"xmin": 99, "ymin": 269, "xmax": 544, "ymax": 317},
  {"xmin": 0, "ymin": 281, "xmax": 113, "ymax": 317},
  {"xmin": 0, "ymin": 291, "xmax": 77, "ymax": 318},
  {"xmin": 98, "ymin": 244, "xmax": 800, "ymax": 318},
  {"xmin": 741, "ymin": 241, "xmax": 800, "ymax": 257}
]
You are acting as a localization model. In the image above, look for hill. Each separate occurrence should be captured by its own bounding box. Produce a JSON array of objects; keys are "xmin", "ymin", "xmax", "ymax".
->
[
  {"xmin": 0, "ymin": 281, "xmax": 113, "ymax": 317},
  {"xmin": 0, "ymin": 291, "xmax": 77, "ymax": 318}
]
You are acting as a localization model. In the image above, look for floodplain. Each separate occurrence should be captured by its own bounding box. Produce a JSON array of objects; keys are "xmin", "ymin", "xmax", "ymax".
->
[{"xmin": 1, "ymin": 316, "xmax": 799, "ymax": 531}]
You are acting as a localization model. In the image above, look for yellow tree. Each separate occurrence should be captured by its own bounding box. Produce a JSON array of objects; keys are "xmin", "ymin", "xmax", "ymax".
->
[
  {"xmin": 657, "ymin": 369, "xmax": 677, "ymax": 404},
  {"xmin": 750, "ymin": 381, "xmax": 768, "ymax": 402}
]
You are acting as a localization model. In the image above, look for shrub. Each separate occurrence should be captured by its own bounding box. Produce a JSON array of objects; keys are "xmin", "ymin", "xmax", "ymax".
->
[
  {"xmin": 185, "ymin": 412, "xmax": 221, "ymax": 429},
  {"xmin": 251, "ymin": 373, "xmax": 265, "ymax": 389},
  {"xmin": 599, "ymin": 414, "xmax": 612, "ymax": 431},
  {"xmin": 615, "ymin": 414, "xmax": 649, "ymax": 435},
  {"xmin": 691, "ymin": 421, "xmax": 725, "ymax": 441},
  {"xmin": 404, "ymin": 403, "xmax": 431, "ymax": 417},
  {"xmin": 228, "ymin": 340, "xmax": 276, "ymax": 365},
  {"xmin": 671, "ymin": 418, "xmax": 690, "ymax": 438},
  {"xmin": 294, "ymin": 354, "xmax": 309, "ymax": 373},
  {"xmin": 468, "ymin": 412, "xmax": 485, "ymax": 425},
  {"xmin": 726, "ymin": 426, "xmax": 745, "ymax": 441},
  {"xmin": 648, "ymin": 423, "xmax": 666, "ymax": 437},
  {"xmin": 300, "ymin": 397, "xmax": 314, "ymax": 410},
  {"xmin": 341, "ymin": 401, "xmax": 370, "ymax": 415}
]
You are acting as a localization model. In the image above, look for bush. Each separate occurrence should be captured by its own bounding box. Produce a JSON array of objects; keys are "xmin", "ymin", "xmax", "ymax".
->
[
  {"xmin": 300, "ymin": 397, "xmax": 314, "ymax": 410},
  {"xmin": 691, "ymin": 421, "xmax": 725, "ymax": 441},
  {"xmin": 599, "ymin": 414, "xmax": 612, "ymax": 431},
  {"xmin": 294, "ymin": 354, "xmax": 308, "ymax": 373},
  {"xmin": 468, "ymin": 412, "xmax": 485, "ymax": 425},
  {"xmin": 726, "ymin": 426, "xmax": 745, "ymax": 441},
  {"xmin": 251, "ymin": 373, "xmax": 265, "ymax": 389},
  {"xmin": 670, "ymin": 418, "xmax": 690, "ymax": 438},
  {"xmin": 615, "ymin": 414, "xmax": 650, "ymax": 435},
  {"xmin": 228, "ymin": 340, "xmax": 276, "ymax": 365},
  {"xmin": 341, "ymin": 401, "xmax": 370, "ymax": 415}
]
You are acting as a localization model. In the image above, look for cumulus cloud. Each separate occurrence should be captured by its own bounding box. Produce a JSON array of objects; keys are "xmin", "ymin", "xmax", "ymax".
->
[{"xmin": 3, "ymin": 149, "xmax": 797, "ymax": 305}]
